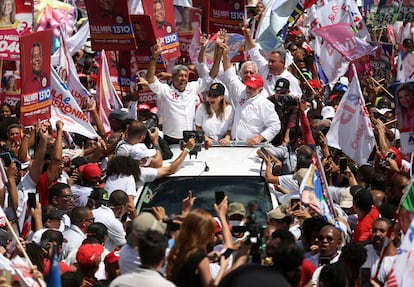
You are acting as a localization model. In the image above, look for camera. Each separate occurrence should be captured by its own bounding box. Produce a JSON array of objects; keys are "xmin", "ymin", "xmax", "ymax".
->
[
  {"xmin": 276, "ymin": 95, "xmax": 297, "ymax": 107},
  {"xmin": 379, "ymin": 152, "xmax": 395, "ymax": 169},
  {"xmin": 183, "ymin": 130, "xmax": 204, "ymax": 157},
  {"xmin": 143, "ymin": 118, "xmax": 158, "ymax": 133}
]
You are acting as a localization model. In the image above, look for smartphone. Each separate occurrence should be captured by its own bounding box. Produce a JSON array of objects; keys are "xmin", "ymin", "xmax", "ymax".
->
[
  {"xmin": 222, "ymin": 248, "xmax": 233, "ymax": 259},
  {"xmin": 339, "ymin": 157, "xmax": 347, "ymax": 173},
  {"xmin": 290, "ymin": 198, "xmax": 300, "ymax": 211},
  {"xmin": 215, "ymin": 191, "xmax": 225, "ymax": 205},
  {"xmin": 0, "ymin": 152, "xmax": 12, "ymax": 167},
  {"xmin": 260, "ymin": 147, "xmax": 269, "ymax": 158},
  {"xmin": 27, "ymin": 193, "xmax": 36, "ymax": 209},
  {"xmin": 142, "ymin": 207, "xmax": 155, "ymax": 215}
]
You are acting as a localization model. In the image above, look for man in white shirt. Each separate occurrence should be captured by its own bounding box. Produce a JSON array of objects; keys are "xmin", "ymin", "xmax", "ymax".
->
[
  {"xmin": 146, "ymin": 43, "xmax": 212, "ymax": 144},
  {"xmin": 241, "ymin": 24, "xmax": 302, "ymax": 99},
  {"xmin": 93, "ymin": 190, "xmax": 128, "ymax": 251},
  {"xmin": 219, "ymin": 43, "xmax": 280, "ymax": 145}
]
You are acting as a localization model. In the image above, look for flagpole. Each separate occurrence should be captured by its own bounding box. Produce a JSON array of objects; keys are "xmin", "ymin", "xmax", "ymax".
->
[
  {"xmin": 369, "ymin": 76, "xmax": 394, "ymax": 100},
  {"xmin": 1, "ymin": 208, "xmax": 34, "ymax": 269},
  {"xmin": 291, "ymin": 61, "xmax": 317, "ymax": 95}
]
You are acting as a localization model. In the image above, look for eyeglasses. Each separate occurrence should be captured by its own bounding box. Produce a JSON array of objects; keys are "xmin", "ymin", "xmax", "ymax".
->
[
  {"xmin": 318, "ymin": 235, "xmax": 334, "ymax": 242},
  {"xmin": 60, "ymin": 195, "xmax": 74, "ymax": 202}
]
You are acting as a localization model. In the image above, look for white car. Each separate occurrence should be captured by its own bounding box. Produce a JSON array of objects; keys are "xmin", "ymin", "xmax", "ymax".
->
[{"xmin": 136, "ymin": 144, "xmax": 279, "ymax": 226}]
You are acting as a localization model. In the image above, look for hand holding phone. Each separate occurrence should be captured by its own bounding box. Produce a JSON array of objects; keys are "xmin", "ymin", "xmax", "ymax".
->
[
  {"xmin": 260, "ymin": 147, "xmax": 269, "ymax": 158},
  {"xmin": 215, "ymin": 191, "xmax": 225, "ymax": 205},
  {"xmin": 221, "ymin": 248, "xmax": 233, "ymax": 259},
  {"xmin": 0, "ymin": 152, "xmax": 12, "ymax": 167},
  {"xmin": 28, "ymin": 193, "xmax": 36, "ymax": 209},
  {"xmin": 339, "ymin": 157, "xmax": 347, "ymax": 173}
]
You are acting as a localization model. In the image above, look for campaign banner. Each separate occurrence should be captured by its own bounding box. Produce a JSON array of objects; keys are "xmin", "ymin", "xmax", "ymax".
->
[
  {"xmin": 142, "ymin": 0, "xmax": 180, "ymax": 62},
  {"xmin": 174, "ymin": 6, "xmax": 202, "ymax": 63},
  {"xmin": 85, "ymin": 0, "xmax": 136, "ymax": 51},
  {"xmin": 50, "ymin": 68, "xmax": 98, "ymax": 139},
  {"xmin": 396, "ymin": 0, "xmax": 414, "ymax": 23},
  {"xmin": 19, "ymin": 30, "xmax": 52, "ymax": 126},
  {"xmin": 374, "ymin": 0, "xmax": 399, "ymax": 26}
]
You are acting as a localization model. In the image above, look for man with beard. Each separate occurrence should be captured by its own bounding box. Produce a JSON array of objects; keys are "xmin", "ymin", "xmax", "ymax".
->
[
  {"xmin": 362, "ymin": 218, "xmax": 400, "ymax": 284},
  {"xmin": 146, "ymin": 43, "xmax": 212, "ymax": 144}
]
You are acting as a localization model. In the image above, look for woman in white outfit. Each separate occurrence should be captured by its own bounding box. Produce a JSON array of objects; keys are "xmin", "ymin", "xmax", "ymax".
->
[{"xmin": 195, "ymin": 83, "xmax": 234, "ymax": 148}]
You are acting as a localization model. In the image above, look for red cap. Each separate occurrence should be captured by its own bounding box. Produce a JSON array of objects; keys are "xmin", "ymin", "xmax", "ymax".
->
[
  {"xmin": 76, "ymin": 244, "xmax": 104, "ymax": 267},
  {"xmin": 79, "ymin": 163, "xmax": 102, "ymax": 183},
  {"xmin": 104, "ymin": 250, "xmax": 120, "ymax": 265},
  {"xmin": 245, "ymin": 74, "xmax": 264, "ymax": 89}
]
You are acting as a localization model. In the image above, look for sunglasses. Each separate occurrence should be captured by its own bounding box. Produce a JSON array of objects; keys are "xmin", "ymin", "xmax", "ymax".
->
[{"xmin": 208, "ymin": 93, "xmax": 221, "ymax": 98}]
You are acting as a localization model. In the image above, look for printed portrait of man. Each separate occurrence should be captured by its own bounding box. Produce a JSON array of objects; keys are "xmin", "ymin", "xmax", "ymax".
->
[
  {"xmin": 30, "ymin": 42, "xmax": 48, "ymax": 91},
  {"xmin": 153, "ymin": 0, "xmax": 175, "ymax": 39}
]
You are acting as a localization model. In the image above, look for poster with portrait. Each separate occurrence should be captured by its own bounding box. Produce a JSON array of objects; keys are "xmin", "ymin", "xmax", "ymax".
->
[
  {"xmin": 131, "ymin": 15, "xmax": 156, "ymax": 54},
  {"xmin": 207, "ymin": 0, "xmax": 245, "ymax": 61},
  {"xmin": 174, "ymin": 6, "xmax": 202, "ymax": 63},
  {"xmin": 142, "ymin": 0, "xmax": 180, "ymax": 62},
  {"xmin": 395, "ymin": 81, "xmax": 414, "ymax": 152},
  {"xmin": 0, "ymin": 0, "xmax": 31, "ymax": 61},
  {"xmin": 19, "ymin": 30, "xmax": 52, "ymax": 126},
  {"xmin": 85, "ymin": 0, "xmax": 136, "ymax": 51},
  {"xmin": 396, "ymin": 0, "xmax": 414, "ymax": 22}
]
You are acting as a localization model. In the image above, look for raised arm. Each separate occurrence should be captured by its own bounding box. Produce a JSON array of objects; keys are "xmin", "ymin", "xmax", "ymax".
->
[
  {"xmin": 146, "ymin": 43, "xmax": 163, "ymax": 84},
  {"xmin": 46, "ymin": 121, "xmax": 63, "ymax": 185},
  {"xmin": 241, "ymin": 20, "xmax": 256, "ymax": 50}
]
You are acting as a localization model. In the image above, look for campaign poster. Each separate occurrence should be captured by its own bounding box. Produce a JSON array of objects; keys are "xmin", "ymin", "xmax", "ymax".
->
[
  {"xmin": 369, "ymin": 42, "xmax": 393, "ymax": 83},
  {"xmin": 192, "ymin": 0, "xmax": 210, "ymax": 34},
  {"xmin": 19, "ymin": 30, "xmax": 52, "ymax": 126},
  {"xmin": 142, "ymin": 0, "xmax": 181, "ymax": 62},
  {"xmin": 0, "ymin": 0, "xmax": 32, "ymax": 62},
  {"xmin": 374, "ymin": 0, "xmax": 399, "ymax": 26},
  {"xmin": 208, "ymin": 0, "xmax": 244, "ymax": 34},
  {"xmin": 131, "ymin": 15, "xmax": 156, "ymax": 54},
  {"xmin": 397, "ymin": 0, "xmax": 414, "ymax": 22},
  {"xmin": 207, "ymin": 0, "xmax": 245, "ymax": 61},
  {"xmin": 174, "ymin": 6, "xmax": 202, "ymax": 63},
  {"xmin": 85, "ymin": 0, "xmax": 136, "ymax": 51}
]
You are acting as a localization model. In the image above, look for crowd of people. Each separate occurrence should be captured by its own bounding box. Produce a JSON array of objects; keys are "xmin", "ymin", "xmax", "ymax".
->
[{"xmin": 0, "ymin": 0, "xmax": 412, "ymax": 287}]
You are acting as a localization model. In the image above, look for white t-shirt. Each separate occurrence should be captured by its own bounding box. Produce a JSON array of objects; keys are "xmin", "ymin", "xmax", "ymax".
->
[
  {"xmin": 93, "ymin": 205, "xmax": 127, "ymax": 251},
  {"xmin": 195, "ymin": 104, "xmax": 234, "ymax": 141},
  {"xmin": 105, "ymin": 175, "xmax": 137, "ymax": 197},
  {"xmin": 148, "ymin": 73, "xmax": 211, "ymax": 139}
]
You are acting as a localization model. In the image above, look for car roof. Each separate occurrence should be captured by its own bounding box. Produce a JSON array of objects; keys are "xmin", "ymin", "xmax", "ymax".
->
[{"xmin": 165, "ymin": 145, "xmax": 264, "ymax": 177}]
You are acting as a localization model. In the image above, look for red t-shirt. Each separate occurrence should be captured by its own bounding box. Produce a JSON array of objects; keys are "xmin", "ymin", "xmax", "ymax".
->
[
  {"xmin": 36, "ymin": 172, "xmax": 57, "ymax": 206},
  {"xmin": 43, "ymin": 258, "xmax": 72, "ymax": 275},
  {"xmin": 300, "ymin": 259, "xmax": 316, "ymax": 287},
  {"xmin": 352, "ymin": 205, "xmax": 380, "ymax": 242}
]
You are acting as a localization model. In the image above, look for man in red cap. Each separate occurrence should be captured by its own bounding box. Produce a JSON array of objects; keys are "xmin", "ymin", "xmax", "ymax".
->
[
  {"xmin": 71, "ymin": 163, "xmax": 102, "ymax": 208},
  {"xmin": 218, "ymin": 43, "xmax": 280, "ymax": 146},
  {"xmin": 76, "ymin": 243, "xmax": 104, "ymax": 286}
]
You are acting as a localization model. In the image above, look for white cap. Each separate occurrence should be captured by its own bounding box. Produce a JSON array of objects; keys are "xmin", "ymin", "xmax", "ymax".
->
[
  {"xmin": 130, "ymin": 143, "xmax": 157, "ymax": 160},
  {"xmin": 321, "ymin": 106, "xmax": 335, "ymax": 120}
]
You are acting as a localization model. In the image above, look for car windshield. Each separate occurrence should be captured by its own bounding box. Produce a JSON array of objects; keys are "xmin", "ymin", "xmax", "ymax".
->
[{"xmin": 137, "ymin": 176, "xmax": 273, "ymax": 226}]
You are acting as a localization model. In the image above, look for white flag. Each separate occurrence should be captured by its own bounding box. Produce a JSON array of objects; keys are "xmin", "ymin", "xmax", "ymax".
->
[
  {"xmin": 97, "ymin": 50, "xmax": 123, "ymax": 134},
  {"xmin": 385, "ymin": 217, "xmax": 414, "ymax": 287},
  {"xmin": 326, "ymin": 65, "xmax": 375, "ymax": 165},
  {"xmin": 50, "ymin": 68, "xmax": 98, "ymax": 139}
]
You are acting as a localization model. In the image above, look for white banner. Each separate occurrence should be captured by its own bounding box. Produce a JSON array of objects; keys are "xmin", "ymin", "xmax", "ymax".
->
[
  {"xmin": 50, "ymin": 68, "xmax": 98, "ymax": 139},
  {"xmin": 326, "ymin": 65, "xmax": 375, "ymax": 165}
]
